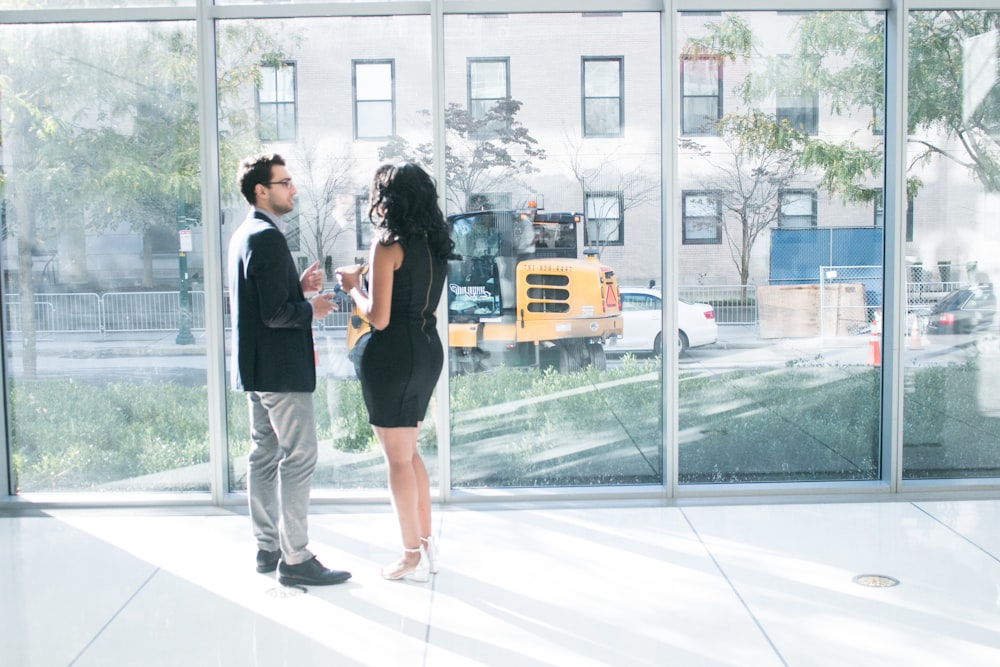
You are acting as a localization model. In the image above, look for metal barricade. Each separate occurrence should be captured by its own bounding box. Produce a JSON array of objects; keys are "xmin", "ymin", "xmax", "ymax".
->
[
  {"xmin": 3, "ymin": 291, "xmax": 348, "ymax": 334},
  {"xmin": 103, "ymin": 291, "xmax": 188, "ymax": 332},
  {"xmin": 2, "ymin": 293, "xmax": 102, "ymax": 333},
  {"xmin": 678, "ymin": 285, "xmax": 758, "ymax": 325}
]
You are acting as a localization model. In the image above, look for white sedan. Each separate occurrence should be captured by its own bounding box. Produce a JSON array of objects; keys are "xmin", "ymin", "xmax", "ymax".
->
[{"xmin": 609, "ymin": 287, "xmax": 718, "ymax": 355}]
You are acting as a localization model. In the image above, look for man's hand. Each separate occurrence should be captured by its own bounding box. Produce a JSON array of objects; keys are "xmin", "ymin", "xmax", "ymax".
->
[
  {"xmin": 310, "ymin": 293, "xmax": 337, "ymax": 320},
  {"xmin": 300, "ymin": 260, "xmax": 323, "ymax": 294}
]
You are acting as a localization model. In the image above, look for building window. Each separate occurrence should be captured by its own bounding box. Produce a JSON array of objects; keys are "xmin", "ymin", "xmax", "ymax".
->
[
  {"xmin": 257, "ymin": 62, "xmax": 297, "ymax": 142},
  {"xmin": 582, "ymin": 57, "xmax": 623, "ymax": 137},
  {"xmin": 681, "ymin": 56, "xmax": 722, "ymax": 135},
  {"xmin": 776, "ymin": 55, "xmax": 818, "ymax": 135},
  {"xmin": 778, "ymin": 189, "xmax": 817, "ymax": 228},
  {"xmin": 468, "ymin": 58, "xmax": 509, "ymax": 136},
  {"xmin": 584, "ymin": 192, "xmax": 623, "ymax": 246},
  {"xmin": 355, "ymin": 195, "xmax": 372, "ymax": 250},
  {"xmin": 777, "ymin": 89, "xmax": 819, "ymax": 134},
  {"xmin": 353, "ymin": 60, "xmax": 395, "ymax": 140},
  {"xmin": 682, "ymin": 191, "xmax": 722, "ymax": 245}
]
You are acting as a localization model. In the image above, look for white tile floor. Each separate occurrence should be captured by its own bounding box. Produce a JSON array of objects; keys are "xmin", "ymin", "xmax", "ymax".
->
[{"xmin": 2, "ymin": 498, "xmax": 1000, "ymax": 666}]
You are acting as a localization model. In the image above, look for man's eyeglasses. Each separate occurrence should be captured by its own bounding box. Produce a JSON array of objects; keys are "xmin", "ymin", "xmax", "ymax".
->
[{"xmin": 266, "ymin": 178, "xmax": 294, "ymax": 188}]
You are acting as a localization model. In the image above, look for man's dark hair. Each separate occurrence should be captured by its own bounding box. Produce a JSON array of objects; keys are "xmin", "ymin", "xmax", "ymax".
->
[{"xmin": 237, "ymin": 153, "xmax": 285, "ymax": 206}]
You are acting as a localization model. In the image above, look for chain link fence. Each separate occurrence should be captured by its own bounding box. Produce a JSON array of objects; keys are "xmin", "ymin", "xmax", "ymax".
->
[{"xmin": 818, "ymin": 265, "xmax": 882, "ymax": 336}]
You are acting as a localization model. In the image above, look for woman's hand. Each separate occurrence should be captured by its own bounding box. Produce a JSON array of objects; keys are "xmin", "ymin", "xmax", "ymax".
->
[{"xmin": 335, "ymin": 264, "xmax": 364, "ymax": 293}]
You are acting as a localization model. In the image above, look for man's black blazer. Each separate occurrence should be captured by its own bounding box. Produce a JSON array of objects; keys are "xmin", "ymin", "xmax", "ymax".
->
[{"xmin": 228, "ymin": 209, "xmax": 315, "ymax": 393}]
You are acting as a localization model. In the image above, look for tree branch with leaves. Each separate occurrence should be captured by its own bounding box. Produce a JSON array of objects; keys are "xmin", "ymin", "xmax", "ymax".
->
[{"xmin": 379, "ymin": 99, "xmax": 545, "ymax": 213}]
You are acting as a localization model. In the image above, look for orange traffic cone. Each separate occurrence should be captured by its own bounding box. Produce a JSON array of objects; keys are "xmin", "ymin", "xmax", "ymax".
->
[
  {"xmin": 867, "ymin": 313, "xmax": 881, "ymax": 366},
  {"xmin": 907, "ymin": 314, "xmax": 922, "ymax": 351}
]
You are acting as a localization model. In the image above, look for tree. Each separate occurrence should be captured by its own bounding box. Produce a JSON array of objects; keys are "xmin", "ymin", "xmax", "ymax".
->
[
  {"xmin": 1, "ymin": 21, "xmax": 283, "ymax": 376},
  {"xmin": 379, "ymin": 99, "xmax": 545, "ymax": 213},
  {"xmin": 96, "ymin": 24, "xmax": 287, "ymax": 285},
  {"xmin": 287, "ymin": 139, "xmax": 358, "ymax": 275},
  {"xmin": 1, "ymin": 25, "xmax": 110, "ymax": 378},
  {"xmin": 695, "ymin": 11, "xmax": 1000, "ymax": 201},
  {"xmin": 562, "ymin": 132, "xmax": 659, "ymax": 258},
  {"xmin": 685, "ymin": 112, "xmax": 801, "ymax": 294}
]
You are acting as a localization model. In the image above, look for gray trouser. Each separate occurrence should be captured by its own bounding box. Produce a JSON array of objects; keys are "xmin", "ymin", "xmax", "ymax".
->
[{"xmin": 246, "ymin": 391, "xmax": 318, "ymax": 566}]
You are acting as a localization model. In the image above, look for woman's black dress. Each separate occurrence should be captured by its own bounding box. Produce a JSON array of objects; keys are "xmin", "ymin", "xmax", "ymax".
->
[{"xmin": 359, "ymin": 235, "xmax": 447, "ymax": 428}]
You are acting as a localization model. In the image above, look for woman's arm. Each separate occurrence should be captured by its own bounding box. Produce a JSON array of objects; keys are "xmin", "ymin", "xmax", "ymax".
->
[{"xmin": 337, "ymin": 239, "xmax": 402, "ymax": 331}]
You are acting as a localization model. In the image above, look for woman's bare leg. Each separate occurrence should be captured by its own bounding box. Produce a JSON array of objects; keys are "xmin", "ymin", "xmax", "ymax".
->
[
  {"xmin": 412, "ymin": 421, "xmax": 432, "ymax": 539},
  {"xmin": 373, "ymin": 425, "xmax": 429, "ymax": 579},
  {"xmin": 374, "ymin": 425, "xmax": 421, "ymax": 546}
]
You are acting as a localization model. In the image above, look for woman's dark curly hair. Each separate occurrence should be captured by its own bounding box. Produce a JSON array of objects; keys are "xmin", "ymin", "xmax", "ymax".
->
[{"xmin": 368, "ymin": 162, "xmax": 457, "ymax": 261}]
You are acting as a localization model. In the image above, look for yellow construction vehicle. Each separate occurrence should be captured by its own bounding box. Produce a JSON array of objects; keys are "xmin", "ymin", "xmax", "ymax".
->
[{"xmin": 344, "ymin": 205, "xmax": 622, "ymax": 374}]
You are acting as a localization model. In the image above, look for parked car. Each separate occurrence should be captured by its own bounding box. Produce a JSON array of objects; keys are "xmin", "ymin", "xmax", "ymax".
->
[
  {"xmin": 609, "ymin": 287, "xmax": 718, "ymax": 354},
  {"xmin": 924, "ymin": 284, "xmax": 996, "ymax": 335}
]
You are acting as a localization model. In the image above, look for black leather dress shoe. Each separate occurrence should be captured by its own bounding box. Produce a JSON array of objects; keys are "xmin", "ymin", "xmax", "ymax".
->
[
  {"xmin": 278, "ymin": 556, "xmax": 352, "ymax": 586},
  {"xmin": 256, "ymin": 549, "xmax": 281, "ymax": 574}
]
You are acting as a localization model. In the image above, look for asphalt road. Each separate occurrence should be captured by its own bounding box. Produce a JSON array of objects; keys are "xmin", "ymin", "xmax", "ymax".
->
[{"xmin": 6, "ymin": 327, "xmax": 989, "ymax": 386}]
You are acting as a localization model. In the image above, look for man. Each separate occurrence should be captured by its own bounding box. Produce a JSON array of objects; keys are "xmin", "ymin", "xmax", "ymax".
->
[{"xmin": 228, "ymin": 153, "xmax": 350, "ymax": 587}]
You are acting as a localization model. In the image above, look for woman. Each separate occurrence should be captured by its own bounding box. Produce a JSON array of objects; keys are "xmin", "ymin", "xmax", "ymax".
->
[{"xmin": 336, "ymin": 163, "xmax": 455, "ymax": 582}]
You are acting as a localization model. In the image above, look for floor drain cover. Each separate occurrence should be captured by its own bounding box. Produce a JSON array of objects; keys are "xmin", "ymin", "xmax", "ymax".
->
[{"xmin": 852, "ymin": 574, "xmax": 900, "ymax": 587}]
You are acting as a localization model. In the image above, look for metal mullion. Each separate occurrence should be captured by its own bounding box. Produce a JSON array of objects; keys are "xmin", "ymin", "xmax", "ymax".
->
[
  {"xmin": 675, "ymin": 0, "xmax": 890, "ymax": 10},
  {"xmin": 194, "ymin": 0, "xmax": 230, "ymax": 506},
  {"xmin": 0, "ymin": 7, "xmax": 195, "ymax": 24},
  {"xmin": 212, "ymin": 1, "xmax": 430, "ymax": 20},
  {"xmin": 663, "ymin": 0, "xmax": 680, "ymax": 499},
  {"xmin": 431, "ymin": 0, "xmax": 452, "ymax": 503},
  {"xmin": 883, "ymin": 0, "xmax": 907, "ymax": 493},
  {"xmin": 444, "ymin": 0, "xmax": 660, "ymax": 13}
]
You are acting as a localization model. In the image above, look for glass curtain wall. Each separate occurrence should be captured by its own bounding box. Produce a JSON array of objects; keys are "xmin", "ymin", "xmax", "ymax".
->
[
  {"xmin": 0, "ymin": 20, "xmax": 211, "ymax": 493},
  {"xmin": 676, "ymin": 10, "xmax": 885, "ymax": 484},
  {"xmin": 3, "ymin": 2, "xmax": 1000, "ymax": 503},
  {"xmin": 901, "ymin": 10, "xmax": 1000, "ymax": 480},
  {"xmin": 216, "ymin": 15, "xmax": 434, "ymax": 493},
  {"xmin": 441, "ymin": 12, "xmax": 663, "ymax": 488}
]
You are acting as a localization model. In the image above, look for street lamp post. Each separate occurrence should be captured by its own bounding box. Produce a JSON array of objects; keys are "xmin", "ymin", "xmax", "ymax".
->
[{"xmin": 176, "ymin": 201, "xmax": 195, "ymax": 345}]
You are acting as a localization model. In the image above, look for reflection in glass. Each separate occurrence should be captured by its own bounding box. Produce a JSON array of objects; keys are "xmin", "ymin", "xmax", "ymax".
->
[
  {"xmin": 678, "ymin": 11, "xmax": 885, "ymax": 484},
  {"xmin": 1, "ymin": 22, "xmax": 209, "ymax": 492},
  {"xmin": 583, "ymin": 57, "xmax": 623, "ymax": 137},
  {"xmin": 354, "ymin": 60, "xmax": 395, "ymax": 140},
  {"xmin": 216, "ymin": 16, "xmax": 433, "ymax": 492},
  {"xmin": 681, "ymin": 57, "xmax": 722, "ymax": 135},
  {"xmin": 442, "ymin": 13, "xmax": 662, "ymax": 488},
  {"xmin": 257, "ymin": 62, "xmax": 297, "ymax": 142},
  {"xmin": 903, "ymin": 11, "xmax": 1000, "ymax": 480}
]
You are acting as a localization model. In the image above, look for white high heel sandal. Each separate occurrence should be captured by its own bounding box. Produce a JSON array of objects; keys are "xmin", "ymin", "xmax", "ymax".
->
[
  {"xmin": 421, "ymin": 536, "xmax": 439, "ymax": 574},
  {"xmin": 381, "ymin": 546, "xmax": 430, "ymax": 583}
]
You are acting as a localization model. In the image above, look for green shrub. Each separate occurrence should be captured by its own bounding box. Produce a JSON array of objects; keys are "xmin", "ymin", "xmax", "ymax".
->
[
  {"xmin": 11, "ymin": 379, "xmax": 211, "ymax": 490},
  {"xmin": 9, "ymin": 354, "xmax": 997, "ymax": 491},
  {"xmin": 449, "ymin": 359, "xmax": 663, "ymax": 486},
  {"xmin": 327, "ymin": 378, "xmax": 377, "ymax": 452}
]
